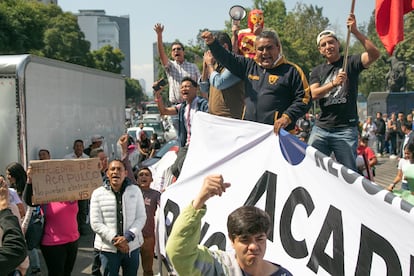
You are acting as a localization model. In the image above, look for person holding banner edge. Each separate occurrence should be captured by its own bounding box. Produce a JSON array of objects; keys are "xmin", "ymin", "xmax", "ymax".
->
[
  {"xmin": 165, "ymin": 174, "xmax": 292, "ymax": 276},
  {"xmin": 307, "ymin": 13, "xmax": 380, "ymax": 172}
]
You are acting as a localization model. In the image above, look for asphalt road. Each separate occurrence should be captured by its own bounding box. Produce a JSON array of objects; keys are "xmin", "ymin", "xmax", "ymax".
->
[{"xmin": 37, "ymin": 231, "xmax": 168, "ymax": 276}]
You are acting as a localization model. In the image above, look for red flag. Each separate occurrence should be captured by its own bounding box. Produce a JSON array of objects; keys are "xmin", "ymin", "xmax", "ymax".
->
[{"xmin": 375, "ymin": 0, "xmax": 414, "ymax": 55}]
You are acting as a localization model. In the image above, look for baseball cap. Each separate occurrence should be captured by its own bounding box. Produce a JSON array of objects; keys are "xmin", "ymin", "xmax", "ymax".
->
[
  {"xmin": 91, "ymin": 134, "xmax": 104, "ymax": 143},
  {"xmin": 316, "ymin": 30, "xmax": 337, "ymax": 46}
]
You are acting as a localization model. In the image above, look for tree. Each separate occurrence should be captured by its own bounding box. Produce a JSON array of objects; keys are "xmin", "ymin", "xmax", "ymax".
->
[
  {"xmin": 0, "ymin": 0, "xmax": 93, "ymax": 66},
  {"xmin": 281, "ymin": 3, "xmax": 329, "ymax": 77},
  {"xmin": 38, "ymin": 12, "xmax": 93, "ymax": 67},
  {"xmin": 0, "ymin": 0, "xmax": 50, "ymax": 53},
  {"xmin": 91, "ymin": 45, "xmax": 124, "ymax": 74},
  {"xmin": 125, "ymin": 77, "xmax": 147, "ymax": 106}
]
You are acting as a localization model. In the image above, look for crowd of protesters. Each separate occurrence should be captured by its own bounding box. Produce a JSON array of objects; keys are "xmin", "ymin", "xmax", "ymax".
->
[{"xmin": 3, "ymin": 9, "xmax": 414, "ymax": 276}]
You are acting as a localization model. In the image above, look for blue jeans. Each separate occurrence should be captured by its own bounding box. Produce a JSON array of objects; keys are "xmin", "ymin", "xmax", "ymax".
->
[
  {"xmin": 308, "ymin": 125, "xmax": 358, "ymax": 172},
  {"xmin": 100, "ymin": 248, "xmax": 139, "ymax": 276}
]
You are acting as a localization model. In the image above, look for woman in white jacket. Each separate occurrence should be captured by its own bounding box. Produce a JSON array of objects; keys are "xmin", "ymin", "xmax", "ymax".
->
[{"xmin": 90, "ymin": 134, "xmax": 146, "ymax": 276}]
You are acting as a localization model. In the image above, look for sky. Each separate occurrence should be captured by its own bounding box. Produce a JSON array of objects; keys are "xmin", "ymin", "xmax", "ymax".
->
[{"xmin": 58, "ymin": 0, "xmax": 375, "ymax": 92}]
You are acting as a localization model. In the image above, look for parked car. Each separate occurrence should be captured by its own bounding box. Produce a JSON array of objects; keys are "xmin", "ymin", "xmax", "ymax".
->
[
  {"xmin": 127, "ymin": 126, "xmax": 154, "ymax": 142},
  {"xmin": 140, "ymin": 139, "xmax": 179, "ymax": 167},
  {"xmin": 142, "ymin": 120, "xmax": 168, "ymax": 144},
  {"xmin": 142, "ymin": 103, "xmax": 161, "ymax": 121}
]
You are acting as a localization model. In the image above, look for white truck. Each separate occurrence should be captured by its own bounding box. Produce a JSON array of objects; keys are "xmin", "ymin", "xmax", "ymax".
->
[{"xmin": 0, "ymin": 54, "xmax": 125, "ymax": 175}]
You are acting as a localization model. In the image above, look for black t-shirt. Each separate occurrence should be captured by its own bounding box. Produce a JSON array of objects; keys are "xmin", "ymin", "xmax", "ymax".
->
[{"xmin": 310, "ymin": 55, "xmax": 365, "ymax": 128}]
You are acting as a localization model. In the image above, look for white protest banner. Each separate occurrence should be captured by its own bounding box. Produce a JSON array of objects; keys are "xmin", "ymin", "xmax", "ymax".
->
[
  {"xmin": 158, "ymin": 112, "xmax": 414, "ymax": 276},
  {"xmin": 30, "ymin": 158, "xmax": 102, "ymax": 204}
]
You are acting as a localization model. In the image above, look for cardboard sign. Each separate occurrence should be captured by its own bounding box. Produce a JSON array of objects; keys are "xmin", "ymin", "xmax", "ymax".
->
[{"xmin": 30, "ymin": 158, "xmax": 102, "ymax": 204}]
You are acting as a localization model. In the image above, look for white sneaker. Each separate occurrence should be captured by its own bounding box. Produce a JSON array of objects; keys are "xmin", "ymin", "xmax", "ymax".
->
[{"xmin": 390, "ymin": 154, "xmax": 398, "ymax": 159}]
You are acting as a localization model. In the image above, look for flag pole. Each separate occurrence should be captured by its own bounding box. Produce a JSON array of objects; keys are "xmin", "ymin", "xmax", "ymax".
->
[{"xmin": 342, "ymin": 0, "xmax": 356, "ymax": 72}]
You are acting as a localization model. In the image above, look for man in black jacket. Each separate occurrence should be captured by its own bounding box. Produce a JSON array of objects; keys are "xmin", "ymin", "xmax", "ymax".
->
[
  {"xmin": 375, "ymin": 112, "xmax": 386, "ymax": 156},
  {"xmin": 0, "ymin": 186, "xmax": 27, "ymax": 275}
]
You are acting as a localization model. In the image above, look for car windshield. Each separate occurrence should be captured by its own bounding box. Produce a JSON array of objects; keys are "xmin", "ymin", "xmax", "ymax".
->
[
  {"xmin": 146, "ymin": 106, "xmax": 159, "ymax": 114},
  {"xmin": 127, "ymin": 130, "xmax": 137, "ymax": 139},
  {"xmin": 144, "ymin": 122, "xmax": 163, "ymax": 132},
  {"xmin": 155, "ymin": 140, "xmax": 178, "ymax": 158}
]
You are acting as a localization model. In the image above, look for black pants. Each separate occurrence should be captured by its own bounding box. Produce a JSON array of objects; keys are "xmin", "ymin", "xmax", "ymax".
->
[
  {"xmin": 41, "ymin": 239, "xmax": 78, "ymax": 276},
  {"xmin": 171, "ymin": 145, "xmax": 188, "ymax": 178},
  {"xmin": 91, "ymin": 248, "xmax": 102, "ymax": 276},
  {"xmin": 77, "ymin": 199, "xmax": 89, "ymax": 229}
]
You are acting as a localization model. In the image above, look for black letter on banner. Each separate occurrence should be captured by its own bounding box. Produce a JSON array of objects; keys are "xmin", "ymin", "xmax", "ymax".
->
[
  {"xmin": 200, "ymin": 222, "xmax": 226, "ymax": 250},
  {"xmin": 327, "ymin": 158, "xmax": 338, "ymax": 177},
  {"xmin": 307, "ymin": 205, "xmax": 344, "ymax": 275},
  {"xmin": 410, "ymin": 255, "xmax": 414, "ymax": 276},
  {"xmin": 340, "ymin": 165, "xmax": 361, "ymax": 184},
  {"xmin": 280, "ymin": 187, "xmax": 314, "ymax": 259},
  {"xmin": 204, "ymin": 232, "xmax": 227, "ymax": 251},
  {"xmin": 314, "ymin": 151, "xmax": 327, "ymax": 171},
  {"xmin": 163, "ymin": 199, "xmax": 180, "ymax": 236},
  {"xmin": 243, "ymin": 170, "xmax": 276, "ymax": 241},
  {"xmin": 355, "ymin": 225, "xmax": 402, "ymax": 276}
]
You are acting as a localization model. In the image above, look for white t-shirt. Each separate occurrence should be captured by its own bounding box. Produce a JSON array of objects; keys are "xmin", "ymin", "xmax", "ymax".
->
[{"xmin": 398, "ymin": 158, "xmax": 411, "ymax": 184}]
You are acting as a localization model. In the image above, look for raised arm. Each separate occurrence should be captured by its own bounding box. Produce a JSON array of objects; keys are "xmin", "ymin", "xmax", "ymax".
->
[
  {"xmin": 348, "ymin": 14, "xmax": 380, "ymax": 68},
  {"xmin": 154, "ymin": 23, "xmax": 169, "ymax": 67},
  {"xmin": 153, "ymin": 87, "xmax": 177, "ymax": 116},
  {"xmin": 166, "ymin": 175, "xmax": 230, "ymax": 275}
]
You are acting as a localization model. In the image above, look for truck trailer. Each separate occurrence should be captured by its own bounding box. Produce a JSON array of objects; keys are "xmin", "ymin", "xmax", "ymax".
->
[{"xmin": 0, "ymin": 54, "xmax": 125, "ymax": 174}]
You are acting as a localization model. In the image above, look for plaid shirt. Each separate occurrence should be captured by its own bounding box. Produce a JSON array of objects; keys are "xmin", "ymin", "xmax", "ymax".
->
[{"xmin": 165, "ymin": 60, "xmax": 200, "ymax": 104}]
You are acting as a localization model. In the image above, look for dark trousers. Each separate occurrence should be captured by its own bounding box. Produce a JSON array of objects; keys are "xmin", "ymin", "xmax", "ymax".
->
[
  {"xmin": 171, "ymin": 145, "xmax": 188, "ymax": 178},
  {"xmin": 389, "ymin": 135, "xmax": 397, "ymax": 155},
  {"xmin": 92, "ymin": 248, "xmax": 102, "ymax": 276},
  {"xmin": 140, "ymin": 236, "xmax": 155, "ymax": 276},
  {"xmin": 376, "ymin": 134, "xmax": 385, "ymax": 154},
  {"xmin": 40, "ymin": 240, "xmax": 78, "ymax": 276},
  {"xmin": 100, "ymin": 248, "xmax": 139, "ymax": 276},
  {"xmin": 77, "ymin": 199, "xmax": 89, "ymax": 229}
]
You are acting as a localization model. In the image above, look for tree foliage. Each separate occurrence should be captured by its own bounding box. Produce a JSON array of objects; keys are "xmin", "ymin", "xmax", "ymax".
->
[
  {"xmin": 125, "ymin": 77, "xmax": 147, "ymax": 105},
  {"xmin": 91, "ymin": 45, "xmax": 124, "ymax": 74},
  {"xmin": 0, "ymin": 0, "xmax": 143, "ymax": 106}
]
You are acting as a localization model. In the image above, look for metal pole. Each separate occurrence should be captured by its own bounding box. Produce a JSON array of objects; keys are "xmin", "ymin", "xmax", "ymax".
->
[{"xmin": 342, "ymin": 0, "xmax": 357, "ymax": 72}]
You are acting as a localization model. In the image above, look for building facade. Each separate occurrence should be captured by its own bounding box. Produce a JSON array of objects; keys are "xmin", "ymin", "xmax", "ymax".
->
[{"xmin": 76, "ymin": 10, "xmax": 131, "ymax": 77}]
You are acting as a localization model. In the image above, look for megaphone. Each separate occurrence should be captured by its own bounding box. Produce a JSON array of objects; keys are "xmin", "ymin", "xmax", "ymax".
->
[{"xmin": 229, "ymin": 5, "xmax": 246, "ymax": 24}]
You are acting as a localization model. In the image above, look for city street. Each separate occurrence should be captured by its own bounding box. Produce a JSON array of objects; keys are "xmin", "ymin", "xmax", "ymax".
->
[{"xmin": 37, "ymin": 232, "xmax": 168, "ymax": 276}]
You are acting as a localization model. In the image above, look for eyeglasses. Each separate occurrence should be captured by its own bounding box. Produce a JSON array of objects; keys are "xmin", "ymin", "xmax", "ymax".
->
[{"xmin": 172, "ymin": 47, "xmax": 183, "ymax": 51}]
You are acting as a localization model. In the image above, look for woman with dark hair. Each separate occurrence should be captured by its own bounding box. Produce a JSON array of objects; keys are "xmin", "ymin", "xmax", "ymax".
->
[
  {"xmin": 5, "ymin": 163, "xmax": 26, "ymax": 219},
  {"xmin": 6, "ymin": 162, "xmax": 27, "ymax": 197}
]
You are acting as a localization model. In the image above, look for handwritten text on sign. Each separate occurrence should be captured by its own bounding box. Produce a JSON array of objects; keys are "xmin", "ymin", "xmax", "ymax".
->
[{"xmin": 30, "ymin": 158, "xmax": 102, "ymax": 204}]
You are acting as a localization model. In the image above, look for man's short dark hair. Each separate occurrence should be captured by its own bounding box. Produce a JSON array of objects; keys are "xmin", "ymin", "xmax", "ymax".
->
[
  {"xmin": 216, "ymin": 32, "xmax": 232, "ymax": 52},
  {"xmin": 136, "ymin": 167, "xmax": 153, "ymax": 178},
  {"xmin": 403, "ymin": 120, "xmax": 413, "ymax": 130},
  {"xmin": 171, "ymin": 41, "xmax": 185, "ymax": 51},
  {"xmin": 227, "ymin": 206, "xmax": 271, "ymax": 241},
  {"xmin": 181, "ymin": 76, "xmax": 198, "ymax": 88},
  {"xmin": 38, "ymin": 149, "xmax": 50, "ymax": 156},
  {"xmin": 108, "ymin": 158, "xmax": 126, "ymax": 169},
  {"xmin": 73, "ymin": 139, "xmax": 84, "ymax": 146}
]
